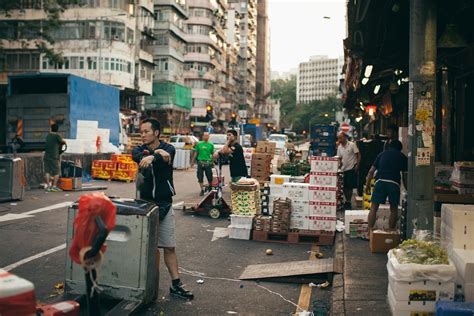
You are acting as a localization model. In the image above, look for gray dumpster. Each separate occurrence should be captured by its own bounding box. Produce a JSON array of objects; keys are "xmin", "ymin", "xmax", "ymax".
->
[{"xmin": 65, "ymin": 198, "xmax": 159, "ymax": 304}]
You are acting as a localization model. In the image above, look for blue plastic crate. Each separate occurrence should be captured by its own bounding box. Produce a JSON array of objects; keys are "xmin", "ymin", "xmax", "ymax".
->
[
  {"xmin": 436, "ymin": 301, "xmax": 474, "ymax": 316},
  {"xmin": 311, "ymin": 125, "xmax": 337, "ymax": 138}
]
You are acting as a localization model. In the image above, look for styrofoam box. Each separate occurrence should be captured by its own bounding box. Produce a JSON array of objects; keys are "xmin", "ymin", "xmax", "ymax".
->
[
  {"xmin": 77, "ymin": 120, "xmax": 99, "ymax": 128},
  {"xmin": 270, "ymin": 174, "xmax": 291, "ymax": 186},
  {"xmin": 308, "ymin": 186, "xmax": 338, "ymax": 202},
  {"xmin": 228, "ymin": 225, "xmax": 252, "ymax": 240},
  {"xmin": 309, "ymin": 172, "xmax": 338, "ymax": 186},
  {"xmin": 389, "ymin": 275, "xmax": 455, "ymax": 302},
  {"xmin": 292, "ymin": 200, "xmax": 310, "ymax": 216},
  {"xmin": 310, "ymin": 156, "xmax": 340, "ymax": 173},
  {"xmin": 230, "ymin": 215, "xmax": 254, "ymax": 229},
  {"xmin": 97, "ymin": 128, "xmax": 110, "ymax": 143},
  {"xmin": 449, "ymin": 248, "xmax": 474, "ymax": 284},
  {"xmin": 64, "ymin": 139, "xmax": 84, "ymax": 154},
  {"xmin": 460, "ymin": 282, "xmax": 474, "ymax": 302},
  {"xmin": 441, "ymin": 204, "xmax": 474, "ymax": 250},
  {"xmin": 290, "ymin": 214, "xmax": 309, "ymax": 230},
  {"xmin": 309, "ymin": 201, "xmax": 337, "ymax": 216},
  {"xmin": 282, "ymin": 183, "xmax": 310, "ymax": 201},
  {"xmin": 344, "ymin": 210, "xmax": 369, "ymax": 234},
  {"xmin": 243, "ymin": 147, "xmax": 254, "ymax": 154},
  {"xmin": 269, "ymin": 184, "xmax": 285, "ymax": 197},
  {"xmin": 388, "ymin": 286, "xmax": 436, "ymax": 316},
  {"xmin": 305, "ymin": 215, "xmax": 336, "ymax": 231}
]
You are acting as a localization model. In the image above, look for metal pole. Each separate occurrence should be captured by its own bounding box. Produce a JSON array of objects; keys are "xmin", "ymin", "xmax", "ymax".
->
[
  {"xmin": 407, "ymin": 0, "xmax": 437, "ymax": 235},
  {"xmin": 98, "ymin": 18, "xmax": 103, "ymax": 83},
  {"xmin": 440, "ymin": 66, "xmax": 452, "ymax": 164}
]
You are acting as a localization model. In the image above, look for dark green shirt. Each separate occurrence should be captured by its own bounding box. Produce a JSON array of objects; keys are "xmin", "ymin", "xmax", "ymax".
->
[{"xmin": 45, "ymin": 133, "xmax": 63, "ymax": 160}]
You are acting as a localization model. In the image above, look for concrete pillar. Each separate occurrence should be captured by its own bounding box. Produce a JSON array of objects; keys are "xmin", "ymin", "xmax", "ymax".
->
[{"xmin": 407, "ymin": 0, "xmax": 437, "ymax": 234}]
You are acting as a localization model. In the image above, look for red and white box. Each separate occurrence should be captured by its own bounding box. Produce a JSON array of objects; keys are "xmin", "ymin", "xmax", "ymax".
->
[
  {"xmin": 290, "ymin": 214, "xmax": 309, "ymax": 230},
  {"xmin": 309, "ymin": 186, "xmax": 338, "ymax": 202},
  {"xmin": 282, "ymin": 183, "xmax": 310, "ymax": 201},
  {"xmin": 309, "ymin": 172, "xmax": 338, "ymax": 187},
  {"xmin": 305, "ymin": 215, "xmax": 337, "ymax": 231},
  {"xmin": 310, "ymin": 156, "xmax": 340, "ymax": 172},
  {"xmin": 309, "ymin": 201, "xmax": 337, "ymax": 216}
]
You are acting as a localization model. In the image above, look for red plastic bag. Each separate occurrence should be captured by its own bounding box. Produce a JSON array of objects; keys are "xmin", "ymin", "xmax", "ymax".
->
[{"xmin": 69, "ymin": 193, "xmax": 116, "ymax": 264}]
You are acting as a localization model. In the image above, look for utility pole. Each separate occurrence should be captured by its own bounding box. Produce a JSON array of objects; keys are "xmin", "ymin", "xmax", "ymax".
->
[{"xmin": 407, "ymin": 0, "xmax": 437, "ymax": 234}]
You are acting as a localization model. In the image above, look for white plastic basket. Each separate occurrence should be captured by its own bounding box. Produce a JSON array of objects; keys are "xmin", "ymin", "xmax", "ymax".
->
[
  {"xmin": 228, "ymin": 225, "xmax": 252, "ymax": 240},
  {"xmin": 230, "ymin": 215, "xmax": 254, "ymax": 229}
]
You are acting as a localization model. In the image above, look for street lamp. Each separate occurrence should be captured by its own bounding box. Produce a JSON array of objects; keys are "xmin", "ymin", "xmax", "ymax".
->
[{"xmin": 98, "ymin": 13, "xmax": 127, "ymax": 82}]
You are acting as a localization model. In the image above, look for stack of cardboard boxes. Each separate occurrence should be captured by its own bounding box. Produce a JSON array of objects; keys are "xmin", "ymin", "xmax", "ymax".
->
[
  {"xmin": 441, "ymin": 204, "xmax": 474, "ymax": 302},
  {"xmin": 91, "ymin": 154, "xmax": 138, "ymax": 181},
  {"xmin": 243, "ymin": 147, "xmax": 254, "ymax": 176},
  {"xmin": 251, "ymin": 141, "xmax": 276, "ymax": 182},
  {"xmin": 271, "ymin": 198, "xmax": 292, "ymax": 233},
  {"xmin": 230, "ymin": 182, "xmax": 261, "ymax": 216},
  {"xmin": 450, "ymin": 162, "xmax": 474, "ymax": 194}
]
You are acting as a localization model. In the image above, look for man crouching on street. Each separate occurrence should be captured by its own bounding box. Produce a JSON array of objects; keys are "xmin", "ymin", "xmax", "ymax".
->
[{"xmin": 132, "ymin": 118, "xmax": 194, "ymax": 300}]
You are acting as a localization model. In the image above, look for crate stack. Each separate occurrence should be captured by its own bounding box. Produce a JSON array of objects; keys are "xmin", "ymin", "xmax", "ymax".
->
[
  {"xmin": 310, "ymin": 125, "xmax": 337, "ymax": 157},
  {"xmin": 254, "ymin": 215, "xmax": 272, "ymax": 232},
  {"xmin": 268, "ymin": 175, "xmax": 291, "ymax": 214},
  {"xmin": 450, "ymin": 162, "xmax": 474, "ymax": 194},
  {"xmin": 230, "ymin": 182, "xmax": 261, "ymax": 216},
  {"xmin": 251, "ymin": 141, "xmax": 275, "ymax": 183},
  {"xmin": 243, "ymin": 148, "xmax": 254, "ymax": 176},
  {"xmin": 271, "ymin": 198, "xmax": 292, "ymax": 233},
  {"xmin": 92, "ymin": 154, "xmax": 138, "ymax": 181},
  {"xmin": 228, "ymin": 214, "xmax": 254, "ymax": 240},
  {"xmin": 441, "ymin": 204, "xmax": 474, "ymax": 302}
]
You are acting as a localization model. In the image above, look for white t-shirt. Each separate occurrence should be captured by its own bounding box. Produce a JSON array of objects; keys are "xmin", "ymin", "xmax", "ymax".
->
[{"xmin": 337, "ymin": 141, "xmax": 360, "ymax": 172}]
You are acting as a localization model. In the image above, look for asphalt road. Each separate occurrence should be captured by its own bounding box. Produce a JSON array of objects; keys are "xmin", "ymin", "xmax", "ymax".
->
[{"xmin": 0, "ymin": 165, "xmax": 332, "ymax": 315}]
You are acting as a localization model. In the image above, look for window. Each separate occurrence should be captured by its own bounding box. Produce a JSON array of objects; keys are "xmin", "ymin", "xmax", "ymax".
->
[
  {"xmin": 88, "ymin": 57, "xmax": 97, "ymax": 69},
  {"xmin": 104, "ymin": 57, "xmax": 110, "ymax": 70},
  {"xmin": 79, "ymin": 57, "xmax": 85, "ymax": 69},
  {"xmin": 111, "ymin": 58, "xmax": 116, "ymax": 71},
  {"xmin": 127, "ymin": 27, "xmax": 134, "ymax": 44},
  {"xmin": 2, "ymin": 52, "xmax": 40, "ymax": 70},
  {"xmin": 155, "ymin": 58, "xmax": 169, "ymax": 72}
]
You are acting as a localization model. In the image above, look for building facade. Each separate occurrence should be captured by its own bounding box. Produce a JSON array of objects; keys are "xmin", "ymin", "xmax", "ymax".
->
[
  {"xmin": 0, "ymin": 0, "xmax": 155, "ymax": 111},
  {"xmin": 145, "ymin": 0, "xmax": 192, "ymax": 134},
  {"xmin": 255, "ymin": 0, "xmax": 270, "ymax": 115},
  {"xmin": 297, "ymin": 55, "xmax": 344, "ymax": 103}
]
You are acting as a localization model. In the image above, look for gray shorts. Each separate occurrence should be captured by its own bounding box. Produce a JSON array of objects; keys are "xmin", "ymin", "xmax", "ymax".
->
[{"xmin": 158, "ymin": 207, "xmax": 176, "ymax": 248}]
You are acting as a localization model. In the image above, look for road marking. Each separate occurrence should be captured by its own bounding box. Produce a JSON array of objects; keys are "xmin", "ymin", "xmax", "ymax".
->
[
  {"xmin": 208, "ymin": 227, "xmax": 229, "ymax": 241},
  {"xmin": 0, "ymin": 201, "xmax": 73, "ymax": 223},
  {"xmin": 172, "ymin": 201, "xmax": 184, "ymax": 209},
  {"xmin": 296, "ymin": 244, "xmax": 320, "ymax": 313},
  {"xmin": 2, "ymin": 243, "xmax": 66, "ymax": 272}
]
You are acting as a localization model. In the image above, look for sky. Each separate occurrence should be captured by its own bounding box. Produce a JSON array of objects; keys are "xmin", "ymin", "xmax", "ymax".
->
[{"xmin": 268, "ymin": 0, "xmax": 346, "ymax": 73}]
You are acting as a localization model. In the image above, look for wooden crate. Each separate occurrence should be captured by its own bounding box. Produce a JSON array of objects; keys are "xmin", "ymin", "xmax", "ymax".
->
[{"xmin": 252, "ymin": 230, "xmax": 335, "ymax": 245}]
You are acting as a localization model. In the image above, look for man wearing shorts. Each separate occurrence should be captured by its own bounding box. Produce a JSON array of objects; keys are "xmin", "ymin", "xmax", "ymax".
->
[
  {"xmin": 132, "ymin": 118, "xmax": 193, "ymax": 300},
  {"xmin": 214, "ymin": 129, "xmax": 248, "ymax": 182},
  {"xmin": 365, "ymin": 140, "xmax": 407, "ymax": 230},
  {"xmin": 44, "ymin": 123, "xmax": 66, "ymax": 192},
  {"xmin": 337, "ymin": 132, "xmax": 360, "ymax": 209},
  {"xmin": 191, "ymin": 132, "xmax": 214, "ymax": 196}
]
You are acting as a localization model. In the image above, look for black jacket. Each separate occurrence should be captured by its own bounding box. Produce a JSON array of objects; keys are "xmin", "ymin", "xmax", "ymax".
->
[{"xmin": 132, "ymin": 141, "xmax": 176, "ymax": 203}]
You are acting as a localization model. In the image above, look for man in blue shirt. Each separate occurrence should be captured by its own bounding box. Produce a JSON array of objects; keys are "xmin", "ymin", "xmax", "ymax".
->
[{"xmin": 365, "ymin": 140, "xmax": 407, "ymax": 230}]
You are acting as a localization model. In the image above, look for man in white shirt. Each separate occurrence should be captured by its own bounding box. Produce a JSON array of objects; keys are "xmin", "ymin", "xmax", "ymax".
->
[{"xmin": 337, "ymin": 132, "xmax": 361, "ymax": 209}]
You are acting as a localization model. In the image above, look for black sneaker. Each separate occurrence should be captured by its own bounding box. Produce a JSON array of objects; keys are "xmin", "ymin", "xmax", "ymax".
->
[{"xmin": 170, "ymin": 282, "xmax": 194, "ymax": 300}]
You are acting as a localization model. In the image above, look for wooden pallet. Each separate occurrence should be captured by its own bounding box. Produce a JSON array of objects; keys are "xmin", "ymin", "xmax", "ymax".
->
[{"xmin": 252, "ymin": 230, "xmax": 335, "ymax": 246}]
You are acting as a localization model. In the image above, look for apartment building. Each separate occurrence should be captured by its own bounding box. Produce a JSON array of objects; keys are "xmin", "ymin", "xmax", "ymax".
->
[
  {"xmin": 297, "ymin": 55, "xmax": 344, "ymax": 103},
  {"xmin": 0, "ymin": 0, "xmax": 155, "ymax": 110},
  {"xmin": 184, "ymin": 0, "xmax": 229, "ymax": 126},
  {"xmin": 145, "ymin": 0, "xmax": 192, "ymax": 134},
  {"xmin": 256, "ymin": 0, "xmax": 270, "ymax": 114}
]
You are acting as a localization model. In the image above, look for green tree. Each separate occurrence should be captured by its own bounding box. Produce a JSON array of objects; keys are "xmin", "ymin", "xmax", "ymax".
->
[
  {"xmin": 270, "ymin": 76, "xmax": 297, "ymax": 128},
  {"xmin": 292, "ymin": 97, "xmax": 343, "ymax": 133}
]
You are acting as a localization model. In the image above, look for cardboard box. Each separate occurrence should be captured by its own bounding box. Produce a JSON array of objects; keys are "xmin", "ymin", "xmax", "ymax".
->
[
  {"xmin": 305, "ymin": 215, "xmax": 336, "ymax": 231},
  {"xmin": 291, "ymin": 200, "xmax": 310, "ymax": 216},
  {"xmin": 308, "ymin": 186, "xmax": 338, "ymax": 202},
  {"xmin": 309, "ymin": 172, "xmax": 339, "ymax": 186},
  {"xmin": 344, "ymin": 210, "xmax": 369, "ymax": 234},
  {"xmin": 388, "ymin": 275, "xmax": 455, "ymax": 302},
  {"xmin": 370, "ymin": 230, "xmax": 401, "ymax": 253},
  {"xmin": 349, "ymin": 222, "xmax": 368, "ymax": 239},
  {"xmin": 256, "ymin": 141, "xmax": 276, "ymax": 154},
  {"xmin": 282, "ymin": 183, "xmax": 310, "ymax": 201},
  {"xmin": 270, "ymin": 174, "xmax": 291, "ymax": 185},
  {"xmin": 309, "ymin": 201, "xmax": 337, "ymax": 216},
  {"xmin": 290, "ymin": 214, "xmax": 309, "ymax": 230}
]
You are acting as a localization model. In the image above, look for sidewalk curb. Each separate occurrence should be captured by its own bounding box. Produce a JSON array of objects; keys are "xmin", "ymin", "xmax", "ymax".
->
[{"xmin": 331, "ymin": 232, "xmax": 345, "ymax": 315}]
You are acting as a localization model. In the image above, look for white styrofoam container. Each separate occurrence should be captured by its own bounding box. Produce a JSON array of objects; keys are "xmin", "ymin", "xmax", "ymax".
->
[
  {"xmin": 270, "ymin": 174, "xmax": 291, "ymax": 186},
  {"xmin": 77, "ymin": 120, "xmax": 99, "ymax": 129},
  {"xmin": 309, "ymin": 156, "xmax": 340, "ymax": 173},
  {"xmin": 228, "ymin": 225, "xmax": 252, "ymax": 240},
  {"xmin": 309, "ymin": 172, "xmax": 338, "ymax": 186},
  {"xmin": 291, "ymin": 200, "xmax": 310, "ymax": 216},
  {"xmin": 63, "ymin": 139, "xmax": 84, "ymax": 154},
  {"xmin": 290, "ymin": 214, "xmax": 309, "ymax": 230},
  {"xmin": 282, "ymin": 183, "xmax": 310, "ymax": 201},
  {"xmin": 305, "ymin": 215, "xmax": 336, "ymax": 231},
  {"xmin": 441, "ymin": 204, "xmax": 474, "ymax": 250},
  {"xmin": 230, "ymin": 215, "xmax": 254, "ymax": 229},
  {"xmin": 344, "ymin": 210, "xmax": 369, "ymax": 234},
  {"xmin": 310, "ymin": 201, "xmax": 338, "ymax": 216},
  {"xmin": 388, "ymin": 286, "xmax": 436, "ymax": 316},
  {"xmin": 389, "ymin": 275, "xmax": 455, "ymax": 302},
  {"xmin": 97, "ymin": 128, "xmax": 110, "ymax": 144},
  {"xmin": 308, "ymin": 186, "xmax": 338, "ymax": 202},
  {"xmin": 449, "ymin": 248, "xmax": 474, "ymax": 284},
  {"xmin": 269, "ymin": 184, "xmax": 285, "ymax": 197}
]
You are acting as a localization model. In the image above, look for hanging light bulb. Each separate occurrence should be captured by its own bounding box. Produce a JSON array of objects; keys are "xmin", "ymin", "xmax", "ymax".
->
[
  {"xmin": 364, "ymin": 65, "xmax": 373, "ymax": 78},
  {"xmin": 373, "ymin": 84, "xmax": 381, "ymax": 94},
  {"xmin": 361, "ymin": 77, "xmax": 369, "ymax": 85}
]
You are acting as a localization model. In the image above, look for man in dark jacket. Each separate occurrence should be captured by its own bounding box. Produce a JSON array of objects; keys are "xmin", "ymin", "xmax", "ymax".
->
[{"xmin": 132, "ymin": 118, "xmax": 193, "ymax": 300}]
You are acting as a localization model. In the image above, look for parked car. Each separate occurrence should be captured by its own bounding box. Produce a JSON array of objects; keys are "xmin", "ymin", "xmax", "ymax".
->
[
  {"xmin": 268, "ymin": 133, "xmax": 289, "ymax": 155},
  {"xmin": 208, "ymin": 133, "xmax": 229, "ymax": 163},
  {"xmin": 169, "ymin": 135, "xmax": 199, "ymax": 149},
  {"xmin": 242, "ymin": 134, "xmax": 253, "ymax": 147}
]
